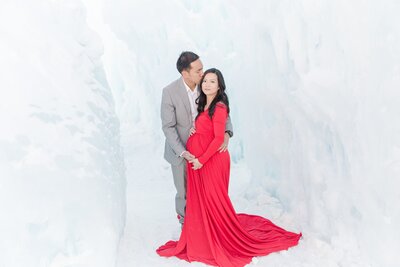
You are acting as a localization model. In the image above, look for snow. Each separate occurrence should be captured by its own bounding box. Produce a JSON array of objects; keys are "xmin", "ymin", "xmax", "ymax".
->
[
  {"xmin": 0, "ymin": 1, "xmax": 125, "ymax": 266},
  {"xmin": 1, "ymin": 0, "xmax": 399, "ymax": 266}
]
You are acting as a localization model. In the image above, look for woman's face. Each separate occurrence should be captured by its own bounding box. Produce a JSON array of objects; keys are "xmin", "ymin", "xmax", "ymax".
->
[{"xmin": 201, "ymin": 73, "xmax": 219, "ymax": 97}]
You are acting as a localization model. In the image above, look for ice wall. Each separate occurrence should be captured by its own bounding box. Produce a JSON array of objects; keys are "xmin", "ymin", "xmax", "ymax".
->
[
  {"xmin": 0, "ymin": 1, "xmax": 126, "ymax": 266},
  {"xmin": 99, "ymin": 0, "xmax": 400, "ymax": 266}
]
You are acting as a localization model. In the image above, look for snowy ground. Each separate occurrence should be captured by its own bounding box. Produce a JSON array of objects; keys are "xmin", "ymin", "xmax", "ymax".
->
[{"xmin": 115, "ymin": 130, "xmax": 368, "ymax": 267}]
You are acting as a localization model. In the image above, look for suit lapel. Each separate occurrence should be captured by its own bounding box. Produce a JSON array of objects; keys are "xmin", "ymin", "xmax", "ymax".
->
[{"xmin": 178, "ymin": 78, "xmax": 192, "ymax": 116}]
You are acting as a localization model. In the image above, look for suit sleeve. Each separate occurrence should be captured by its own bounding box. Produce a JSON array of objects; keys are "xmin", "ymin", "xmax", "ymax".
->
[
  {"xmin": 161, "ymin": 88, "xmax": 186, "ymax": 157},
  {"xmin": 198, "ymin": 104, "xmax": 228, "ymax": 165},
  {"xmin": 225, "ymin": 114, "xmax": 233, "ymax": 136}
]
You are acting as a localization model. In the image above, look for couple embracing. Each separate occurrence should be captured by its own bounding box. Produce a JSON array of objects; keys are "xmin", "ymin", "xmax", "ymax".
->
[{"xmin": 157, "ymin": 51, "xmax": 301, "ymax": 267}]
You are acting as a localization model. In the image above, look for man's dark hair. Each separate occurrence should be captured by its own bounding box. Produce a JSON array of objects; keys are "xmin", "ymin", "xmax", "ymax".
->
[{"xmin": 176, "ymin": 51, "xmax": 199, "ymax": 73}]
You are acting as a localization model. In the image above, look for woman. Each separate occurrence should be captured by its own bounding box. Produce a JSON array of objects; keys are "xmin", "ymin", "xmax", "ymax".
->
[{"xmin": 157, "ymin": 68, "xmax": 302, "ymax": 267}]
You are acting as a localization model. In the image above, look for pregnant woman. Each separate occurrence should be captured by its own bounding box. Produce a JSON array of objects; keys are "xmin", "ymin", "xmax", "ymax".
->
[{"xmin": 157, "ymin": 68, "xmax": 302, "ymax": 267}]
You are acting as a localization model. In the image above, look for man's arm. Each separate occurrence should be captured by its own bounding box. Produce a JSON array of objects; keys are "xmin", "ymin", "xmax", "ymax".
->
[
  {"xmin": 217, "ymin": 111, "xmax": 233, "ymax": 153},
  {"xmin": 161, "ymin": 88, "xmax": 185, "ymax": 157},
  {"xmin": 225, "ymin": 115, "xmax": 233, "ymax": 137}
]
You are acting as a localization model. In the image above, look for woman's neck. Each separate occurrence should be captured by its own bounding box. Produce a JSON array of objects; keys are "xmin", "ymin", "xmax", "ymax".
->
[{"xmin": 206, "ymin": 95, "xmax": 216, "ymax": 107}]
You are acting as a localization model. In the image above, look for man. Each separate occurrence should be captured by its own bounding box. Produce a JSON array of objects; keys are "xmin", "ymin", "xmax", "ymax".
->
[{"xmin": 161, "ymin": 51, "xmax": 233, "ymax": 226}]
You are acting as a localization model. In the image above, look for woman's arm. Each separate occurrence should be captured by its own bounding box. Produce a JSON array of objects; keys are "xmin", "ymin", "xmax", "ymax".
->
[{"xmin": 198, "ymin": 104, "xmax": 228, "ymax": 165}]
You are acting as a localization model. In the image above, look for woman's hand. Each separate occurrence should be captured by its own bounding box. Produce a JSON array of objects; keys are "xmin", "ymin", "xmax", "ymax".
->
[
  {"xmin": 190, "ymin": 158, "xmax": 203, "ymax": 170},
  {"xmin": 189, "ymin": 127, "xmax": 196, "ymax": 136}
]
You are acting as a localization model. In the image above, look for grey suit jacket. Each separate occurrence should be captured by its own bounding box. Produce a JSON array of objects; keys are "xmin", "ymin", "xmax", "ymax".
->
[{"xmin": 161, "ymin": 78, "xmax": 233, "ymax": 166}]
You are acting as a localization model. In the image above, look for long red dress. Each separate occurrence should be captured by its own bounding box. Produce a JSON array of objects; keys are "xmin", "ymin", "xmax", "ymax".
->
[{"xmin": 157, "ymin": 103, "xmax": 302, "ymax": 267}]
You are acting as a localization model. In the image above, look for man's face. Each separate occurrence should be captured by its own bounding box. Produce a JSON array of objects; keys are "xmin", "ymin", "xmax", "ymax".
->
[{"xmin": 183, "ymin": 59, "xmax": 203, "ymax": 85}]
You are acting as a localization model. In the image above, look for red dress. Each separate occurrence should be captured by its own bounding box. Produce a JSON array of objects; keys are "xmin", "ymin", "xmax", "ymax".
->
[{"xmin": 157, "ymin": 103, "xmax": 302, "ymax": 267}]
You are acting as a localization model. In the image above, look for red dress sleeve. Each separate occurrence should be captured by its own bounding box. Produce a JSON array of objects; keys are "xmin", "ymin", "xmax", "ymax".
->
[{"xmin": 198, "ymin": 104, "xmax": 228, "ymax": 165}]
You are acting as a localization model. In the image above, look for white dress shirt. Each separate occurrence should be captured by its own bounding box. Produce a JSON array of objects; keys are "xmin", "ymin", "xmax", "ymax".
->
[
  {"xmin": 182, "ymin": 78, "xmax": 199, "ymax": 124},
  {"xmin": 180, "ymin": 78, "xmax": 199, "ymax": 157}
]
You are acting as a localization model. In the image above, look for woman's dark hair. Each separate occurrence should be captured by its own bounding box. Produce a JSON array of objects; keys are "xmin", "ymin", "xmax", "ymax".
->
[
  {"xmin": 196, "ymin": 68, "xmax": 230, "ymax": 119},
  {"xmin": 176, "ymin": 51, "xmax": 199, "ymax": 73}
]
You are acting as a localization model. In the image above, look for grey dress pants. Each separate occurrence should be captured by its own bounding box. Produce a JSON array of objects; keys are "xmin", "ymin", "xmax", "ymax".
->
[{"xmin": 171, "ymin": 160, "xmax": 187, "ymax": 224}]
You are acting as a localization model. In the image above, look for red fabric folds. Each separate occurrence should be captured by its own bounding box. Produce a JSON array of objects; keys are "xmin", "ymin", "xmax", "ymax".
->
[{"xmin": 157, "ymin": 104, "xmax": 302, "ymax": 267}]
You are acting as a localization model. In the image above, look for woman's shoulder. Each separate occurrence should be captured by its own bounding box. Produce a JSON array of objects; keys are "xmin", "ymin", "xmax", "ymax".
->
[
  {"xmin": 216, "ymin": 101, "xmax": 227, "ymax": 109},
  {"xmin": 215, "ymin": 102, "xmax": 228, "ymax": 116}
]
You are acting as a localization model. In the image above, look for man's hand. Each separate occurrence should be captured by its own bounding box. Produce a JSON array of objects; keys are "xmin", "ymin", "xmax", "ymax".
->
[
  {"xmin": 182, "ymin": 151, "xmax": 195, "ymax": 161},
  {"xmin": 218, "ymin": 132, "xmax": 230, "ymax": 153},
  {"xmin": 189, "ymin": 158, "xmax": 203, "ymax": 170},
  {"xmin": 189, "ymin": 127, "xmax": 196, "ymax": 136}
]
